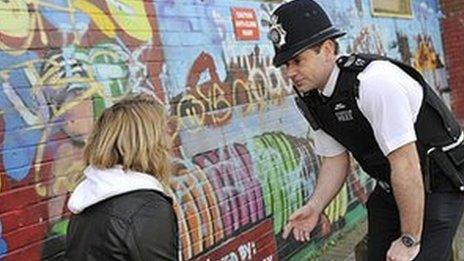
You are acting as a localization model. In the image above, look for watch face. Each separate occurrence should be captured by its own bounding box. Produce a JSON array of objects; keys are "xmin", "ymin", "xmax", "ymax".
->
[{"xmin": 401, "ymin": 235, "xmax": 415, "ymax": 247}]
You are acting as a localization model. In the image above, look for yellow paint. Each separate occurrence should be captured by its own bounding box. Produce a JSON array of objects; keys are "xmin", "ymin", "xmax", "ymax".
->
[
  {"xmin": 106, "ymin": 0, "xmax": 153, "ymax": 42},
  {"xmin": 0, "ymin": 0, "xmax": 30, "ymax": 38},
  {"xmin": 34, "ymin": 82, "xmax": 102, "ymax": 196},
  {"xmin": 171, "ymin": 193, "xmax": 192, "ymax": 260},
  {"xmin": 211, "ymin": 83, "xmax": 232, "ymax": 123},
  {"xmin": 195, "ymin": 83, "xmax": 232, "ymax": 125},
  {"xmin": 0, "ymin": 0, "xmax": 36, "ymax": 55},
  {"xmin": 413, "ymin": 41, "xmax": 438, "ymax": 72},
  {"xmin": 35, "ymin": 9, "xmax": 49, "ymax": 45},
  {"xmin": 233, "ymin": 79, "xmax": 254, "ymax": 114},
  {"xmin": 178, "ymin": 94, "xmax": 206, "ymax": 130},
  {"xmin": 73, "ymin": 0, "xmax": 116, "ymax": 38},
  {"xmin": 177, "ymin": 76, "xmax": 290, "ymax": 131},
  {"xmin": 324, "ymin": 184, "xmax": 348, "ymax": 224},
  {"xmin": 35, "ymin": 129, "xmax": 50, "ymax": 197},
  {"xmin": 51, "ymin": 144, "xmax": 85, "ymax": 195},
  {"xmin": 53, "ymin": 81, "xmax": 104, "ymax": 118}
]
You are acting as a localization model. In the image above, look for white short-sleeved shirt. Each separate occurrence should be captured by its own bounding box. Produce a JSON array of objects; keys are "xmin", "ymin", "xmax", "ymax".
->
[{"xmin": 313, "ymin": 60, "xmax": 423, "ymax": 157}]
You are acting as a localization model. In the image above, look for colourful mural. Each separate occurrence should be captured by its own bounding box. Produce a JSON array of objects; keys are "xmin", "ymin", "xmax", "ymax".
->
[
  {"xmin": 0, "ymin": 0, "xmax": 449, "ymax": 260},
  {"xmin": 0, "ymin": 0, "xmax": 164, "ymax": 260}
]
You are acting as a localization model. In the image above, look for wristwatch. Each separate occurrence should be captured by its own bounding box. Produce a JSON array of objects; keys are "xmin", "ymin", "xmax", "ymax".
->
[{"xmin": 401, "ymin": 234, "xmax": 420, "ymax": 247}]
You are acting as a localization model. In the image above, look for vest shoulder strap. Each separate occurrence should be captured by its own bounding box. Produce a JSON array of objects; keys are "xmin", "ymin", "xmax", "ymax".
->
[
  {"xmin": 334, "ymin": 54, "xmax": 376, "ymax": 99},
  {"xmin": 336, "ymin": 53, "xmax": 379, "ymax": 72},
  {"xmin": 339, "ymin": 53, "xmax": 428, "ymax": 85}
]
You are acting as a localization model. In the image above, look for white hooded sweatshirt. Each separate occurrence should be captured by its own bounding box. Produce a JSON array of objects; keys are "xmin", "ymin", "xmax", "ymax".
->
[{"xmin": 67, "ymin": 165, "xmax": 167, "ymax": 214}]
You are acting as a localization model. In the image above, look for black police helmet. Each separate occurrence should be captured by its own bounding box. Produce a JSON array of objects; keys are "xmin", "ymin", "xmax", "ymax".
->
[{"xmin": 269, "ymin": 0, "xmax": 346, "ymax": 67}]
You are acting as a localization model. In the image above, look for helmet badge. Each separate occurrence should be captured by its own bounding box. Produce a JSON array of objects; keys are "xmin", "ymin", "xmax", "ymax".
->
[{"xmin": 268, "ymin": 15, "xmax": 287, "ymax": 49}]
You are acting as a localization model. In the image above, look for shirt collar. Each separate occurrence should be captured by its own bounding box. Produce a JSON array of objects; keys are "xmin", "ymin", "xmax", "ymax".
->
[{"xmin": 320, "ymin": 64, "xmax": 340, "ymax": 98}]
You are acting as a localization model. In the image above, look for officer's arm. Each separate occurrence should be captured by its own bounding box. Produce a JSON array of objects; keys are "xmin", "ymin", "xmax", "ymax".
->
[
  {"xmin": 310, "ymin": 151, "xmax": 351, "ymax": 213},
  {"xmin": 388, "ymin": 142, "xmax": 424, "ymax": 240}
]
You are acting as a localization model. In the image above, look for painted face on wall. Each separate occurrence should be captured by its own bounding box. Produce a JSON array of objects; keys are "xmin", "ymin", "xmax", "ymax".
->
[{"xmin": 61, "ymin": 84, "xmax": 95, "ymax": 142}]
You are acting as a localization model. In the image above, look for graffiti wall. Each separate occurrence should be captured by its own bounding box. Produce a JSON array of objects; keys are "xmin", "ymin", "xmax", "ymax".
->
[{"xmin": 0, "ymin": 0, "xmax": 447, "ymax": 260}]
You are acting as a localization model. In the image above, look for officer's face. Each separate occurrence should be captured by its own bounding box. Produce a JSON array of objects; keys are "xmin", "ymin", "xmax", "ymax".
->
[{"xmin": 284, "ymin": 42, "xmax": 335, "ymax": 93}]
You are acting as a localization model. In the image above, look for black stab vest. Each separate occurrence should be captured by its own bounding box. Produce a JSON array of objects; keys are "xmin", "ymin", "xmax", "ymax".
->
[{"xmin": 296, "ymin": 54, "xmax": 462, "ymax": 190}]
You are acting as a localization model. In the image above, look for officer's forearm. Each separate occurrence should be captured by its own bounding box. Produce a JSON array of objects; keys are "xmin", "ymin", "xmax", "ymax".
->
[
  {"xmin": 310, "ymin": 152, "xmax": 350, "ymax": 213},
  {"xmin": 388, "ymin": 143, "xmax": 424, "ymax": 239},
  {"xmin": 391, "ymin": 165, "xmax": 424, "ymax": 238}
]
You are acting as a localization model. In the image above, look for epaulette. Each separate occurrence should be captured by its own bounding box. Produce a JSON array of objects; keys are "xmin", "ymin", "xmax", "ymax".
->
[{"xmin": 336, "ymin": 54, "xmax": 369, "ymax": 72}]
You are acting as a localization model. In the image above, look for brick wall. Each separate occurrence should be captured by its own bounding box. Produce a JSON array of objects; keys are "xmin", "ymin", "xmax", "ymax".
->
[
  {"xmin": 0, "ymin": 0, "xmax": 447, "ymax": 260},
  {"xmin": 440, "ymin": 0, "xmax": 464, "ymax": 123}
]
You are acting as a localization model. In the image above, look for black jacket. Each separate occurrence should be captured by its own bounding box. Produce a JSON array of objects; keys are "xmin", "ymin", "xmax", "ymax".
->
[{"xmin": 65, "ymin": 190, "xmax": 179, "ymax": 261}]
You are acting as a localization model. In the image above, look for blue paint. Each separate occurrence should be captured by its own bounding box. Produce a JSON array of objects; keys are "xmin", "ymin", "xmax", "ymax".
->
[
  {"xmin": 0, "ymin": 238, "xmax": 6, "ymax": 259},
  {"xmin": 0, "ymin": 221, "xmax": 7, "ymax": 259},
  {"xmin": 155, "ymin": 0, "xmax": 446, "ymax": 99},
  {"xmin": 0, "ymin": 52, "xmax": 44, "ymax": 181},
  {"xmin": 39, "ymin": 0, "xmax": 90, "ymax": 35},
  {"xmin": 155, "ymin": 0, "xmax": 242, "ymax": 97}
]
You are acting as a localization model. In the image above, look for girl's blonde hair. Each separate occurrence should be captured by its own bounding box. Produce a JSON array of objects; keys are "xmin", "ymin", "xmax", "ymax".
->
[{"xmin": 83, "ymin": 94, "xmax": 171, "ymax": 185}]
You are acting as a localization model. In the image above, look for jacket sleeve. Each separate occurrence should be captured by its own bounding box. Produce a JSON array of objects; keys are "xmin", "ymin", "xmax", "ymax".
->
[{"xmin": 126, "ymin": 196, "xmax": 179, "ymax": 261}]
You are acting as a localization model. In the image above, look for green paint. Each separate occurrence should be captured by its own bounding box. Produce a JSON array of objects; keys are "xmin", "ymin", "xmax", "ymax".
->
[
  {"xmin": 343, "ymin": 203, "xmax": 367, "ymax": 228},
  {"xmin": 263, "ymin": 134, "xmax": 288, "ymax": 229},
  {"xmin": 51, "ymin": 219, "xmax": 69, "ymax": 236},
  {"xmin": 287, "ymin": 204, "xmax": 367, "ymax": 260},
  {"xmin": 92, "ymin": 94, "xmax": 106, "ymax": 119},
  {"xmin": 288, "ymin": 240, "xmax": 323, "ymax": 261},
  {"xmin": 253, "ymin": 136, "xmax": 284, "ymax": 233},
  {"xmin": 252, "ymin": 132, "xmax": 309, "ymax": 234},
  {"xmin": 277, "ymin": 134, "xmax": 303, "ymax": 215},
  {"xmin": 252, "ymin": 138, "xmax": 273, "ymax": 216}
]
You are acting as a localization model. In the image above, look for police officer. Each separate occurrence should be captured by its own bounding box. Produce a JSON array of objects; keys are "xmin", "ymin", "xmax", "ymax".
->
[{"xmin": 269, "ymin": 1, "xmax": 464, "ymax": 260}]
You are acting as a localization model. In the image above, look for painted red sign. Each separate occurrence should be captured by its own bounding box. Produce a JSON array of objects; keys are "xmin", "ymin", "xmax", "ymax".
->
[
  {"xmin": 197, "ymin": 219, "xmax": 277, "ymax": 261},
  {"xmin": 231, "ymin": 8, "xmax": 260, "ymax": 41}
]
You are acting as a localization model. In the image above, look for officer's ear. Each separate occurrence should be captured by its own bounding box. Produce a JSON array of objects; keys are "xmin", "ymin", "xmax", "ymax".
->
[{"xmin": 320, "ymin": 39, "xmax": 337, "ymax": 58}]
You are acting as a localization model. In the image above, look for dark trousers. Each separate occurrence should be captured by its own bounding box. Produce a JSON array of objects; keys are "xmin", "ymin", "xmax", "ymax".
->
[{"xmin": 366, "ymin": 185, "xmax": 464, "ymax": 261}]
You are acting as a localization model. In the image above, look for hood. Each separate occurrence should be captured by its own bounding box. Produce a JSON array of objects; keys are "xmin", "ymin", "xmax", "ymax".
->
[{"xmin": 67, "ymin": 165, "xmax": 167, "ymax": 214}]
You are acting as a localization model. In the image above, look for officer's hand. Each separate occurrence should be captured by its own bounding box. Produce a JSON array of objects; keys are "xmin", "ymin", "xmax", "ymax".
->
[
  {"xmin": 282, "ymin": 202, "xmax": 321, "ymax": 242},
  {"xmin": 386, "ymin": 237, "xmax": 420, "ymax": 261}
]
